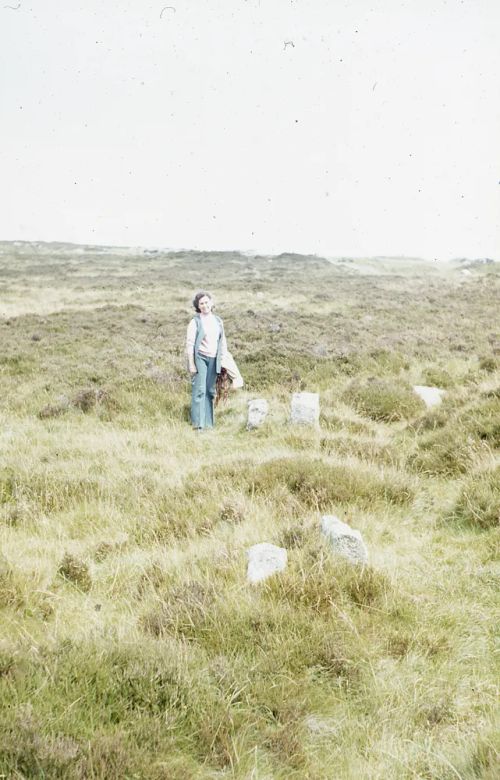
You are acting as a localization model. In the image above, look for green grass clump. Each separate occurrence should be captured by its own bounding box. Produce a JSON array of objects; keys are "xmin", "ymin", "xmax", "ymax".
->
[
  {"xmin": 421, "ymin": 365, "xmax": 455, "ymax": 388},
  {"xmin": 450, "ymin": 466, "xmax": 500, "ymax": 529},
  {"xmin": 461, "ymin": 394, "xmax": 500, "ymax": 447},
  {"xmin": 344, "ymin": 377, "xmax": 425, "ymax": 421},
  {"xmin": 320, "ymin": 433, "xmax": 399, "ymax": 465},
  {"xmin": 265, "ymin": 553, "xmax": 394, "ymax": 611},
  {"xmin": 251, "ymin": 456, "xmax": 413, "ymax": 508},
  {"xmin": 409, "ymin": 392, "xmax": 499, "ymax": 475},
  {"xmin": 408, "ymin": 426, "xmax": 477, "ymax": 476},
  {"xmin": 141, "ymin": 579, "xmax": 216, "ymax": 639},
  {"xmin": 478, "ymin": 355, "xmax": 498, "ymax": 372}
]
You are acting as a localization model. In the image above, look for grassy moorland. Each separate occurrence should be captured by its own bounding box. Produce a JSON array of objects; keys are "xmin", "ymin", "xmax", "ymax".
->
[{"xmin": 0, "ymin": 241, "xmax": 498, "ymax": 779}]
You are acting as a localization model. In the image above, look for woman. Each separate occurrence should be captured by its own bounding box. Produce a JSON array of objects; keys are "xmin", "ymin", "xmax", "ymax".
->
[{"xmin": 186, "ymin": 291, "xmax": 228, "ymax": 430}]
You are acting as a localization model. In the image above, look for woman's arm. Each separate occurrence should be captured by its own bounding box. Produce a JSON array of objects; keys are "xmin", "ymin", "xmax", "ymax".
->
[{"xmin": 186, "ymin": 319, "xmax": 197, "ymax": 373}]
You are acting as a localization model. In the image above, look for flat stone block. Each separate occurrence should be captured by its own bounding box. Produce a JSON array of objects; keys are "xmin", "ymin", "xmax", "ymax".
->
[
  {"xmin": 247, "ymin": 399, "xmax": 268, "ymax": 430},
  {"xmin": 413, "ymin": 385, "xmax": 446, "ymax": 408},
  {"xmin": 247, "ymin": 543, "xmax": 287, "ymax": 583},
  {"xmin": 290, "ymin": 392, "xmax": 320, "ymax": 426}
]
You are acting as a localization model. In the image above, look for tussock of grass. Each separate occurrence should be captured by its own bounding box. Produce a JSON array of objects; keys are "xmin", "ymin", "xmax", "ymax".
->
[
  {"xmin": 320, "ymin": 432, "xmax": 399, "ymax": 465},
  {"xmin": 344, "ymin": 377, "xmax": 425, "ymax": 421},
  {"xmin": 461, "ymin": 394, "xmax": 500, "ymax": 447},
  {"xmin": 421, "ymin": 365, "xmax": 455, "ymax": 388},
  {"xmin": 58, "ymin": 553, "xmax": 92, "ymax": 592},
  {"xmin": 409, "ymin": 392, "xmax": 499, "ymax": 475},
  {"xmin": 479, "ymin": 355, "xmax": 498, "ymax": 372},
  {"xmin": 141, "ymin": 579, "xmax": 216, "ymax": 639},
  {"xmin": 409, "ymin": 426, "xmax": 478, "ymax": 476},
  {"xmin": 264, "ymin": 551, "xmax": 395, "ymax": 611},
  {"xmin": 320, "ymin": 409, "xmax": 375, "ymax": 435},
  {"xmin": 450, "ymin": 466, "xmax": 500, "ymax": 529},
  {"xmin": 250, "ymin": 456, "xmax": 414, "ymax": 508}
]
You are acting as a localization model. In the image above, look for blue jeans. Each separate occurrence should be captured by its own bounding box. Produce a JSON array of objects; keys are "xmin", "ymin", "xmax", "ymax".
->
[{"xmin": 191, "ymin": 354, "xmax": 217, "ymax": 428}]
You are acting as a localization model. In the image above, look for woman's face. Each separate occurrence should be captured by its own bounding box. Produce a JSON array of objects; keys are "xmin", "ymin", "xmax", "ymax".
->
[{"xmin": 198, "ymin": 295, "xmax": 213, "ymax": 314}]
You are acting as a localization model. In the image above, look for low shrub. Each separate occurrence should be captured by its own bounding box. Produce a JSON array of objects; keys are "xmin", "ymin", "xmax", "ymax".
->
[
  {"xmin": 0, "ymin": 707, "xmax": 84, "ymax": 780},
  {"xmin": 72, "ymin": 386, "xmax": 117, "ymax": 415},
  {"xmin": 218, "ymin": 497, "xmax": 245, "ymax": 524},
  {"xmin": 344, "ymin": 378, "xmax": 424, "ymax": 421},
  {"xmin": 38, "ymin": 395, "xmax": 70, "ymax": 419},
  {"xmin": 450, "ymin": 466, "xmax": 500, "ymax": 529},
  {"xmin": 57, "ymin": 553, "xmax": 92, "ymax": 592}
]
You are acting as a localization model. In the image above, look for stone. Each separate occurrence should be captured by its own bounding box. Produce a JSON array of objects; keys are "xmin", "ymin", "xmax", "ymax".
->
[
  {"xmin": 305, "ymin": 715, "xmax": 338, "ymax": 735},
  {"xmin": 413, "ymin": 385, "xmax": 446, "ymax": 408},
  {"xmin": 321, "ymin": 515, "xmax": 368, "ymax": 565},
  {"xmin": 247, "ymin": 399, "xmax": 268, "ymax": 429},
  {"xmin": 291, "ymin": 392, "xmax": 320, "ymax": 426},
  {"xmin": 247, "ymin": 543, "xmax": 287, "ymax": 583}
]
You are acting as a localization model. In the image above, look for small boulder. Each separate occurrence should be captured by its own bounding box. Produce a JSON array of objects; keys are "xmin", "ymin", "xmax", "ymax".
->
[
  {"xmin": 247, "ymin": 543, "xmax": 287, "ymax": 583},
  {"xmin": 413, "ymin": 385, "xmax": 446, "ymax": 408},
  {"xmin": 247, "ymin": 399, "xmax": 268, "ymax": 430},
  {"xmin": 321, "ymin": 515, "xmax": 368, "ymax": 565},
  {"xmin": 291, "ymin": 392, "xmax": 320, "ymax": 426}
]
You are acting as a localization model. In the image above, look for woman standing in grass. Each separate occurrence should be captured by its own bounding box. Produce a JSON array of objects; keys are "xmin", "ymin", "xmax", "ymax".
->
[{"xmin": 186, "ymin": 291, "xmax": 228, "ymax": 430}]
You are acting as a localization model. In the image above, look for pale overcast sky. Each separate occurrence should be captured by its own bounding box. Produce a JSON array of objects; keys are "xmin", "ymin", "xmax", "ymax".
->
[{"xmin": 1, "ymin": 0, "xmax": 499, "ymax": 258}]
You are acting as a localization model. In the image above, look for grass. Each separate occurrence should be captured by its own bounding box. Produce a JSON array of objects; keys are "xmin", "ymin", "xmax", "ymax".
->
[{"xmin": 0, "ymin": 241, "xmax": 499, "ymax": 778}]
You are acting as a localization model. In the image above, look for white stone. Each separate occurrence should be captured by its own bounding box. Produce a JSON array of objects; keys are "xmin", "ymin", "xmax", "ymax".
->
[
  {"xmin": 247, "ymin": 399, "xmax": 268, "ymax": 430},
  {"xmin": 413, "ymin": 385, "xmax": 446, "ymax": 408},
  {"xmin": 290, "ymin": 392, "xmax": 320, "ymax": 426},
  {"xmin": 321, "ymin": 515, "xmax": 368, "ymax": 565},
  {"xmin": 247, "ymin": 543, "xmax": 287, "ymax": 583},
  {"xmin": 305, "ymin": 715, "xmax": 339, "ymax": 735}
]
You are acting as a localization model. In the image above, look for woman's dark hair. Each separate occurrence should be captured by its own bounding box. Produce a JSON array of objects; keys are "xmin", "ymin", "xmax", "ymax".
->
[{"xmin": 192, "ymin": 291, "xmax": 213, "ymax": 312}]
